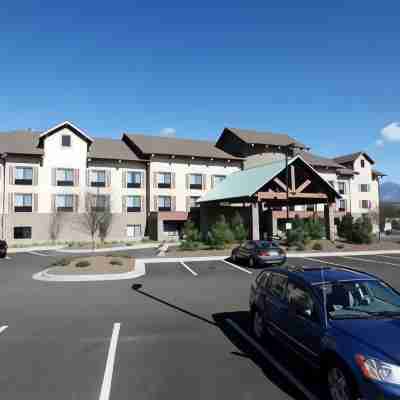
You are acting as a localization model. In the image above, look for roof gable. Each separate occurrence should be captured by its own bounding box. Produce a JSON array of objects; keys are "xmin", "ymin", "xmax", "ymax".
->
[
  {"xmin": 88, "ymin": 138, "xmax": 143, "ymax": 162},
  {"xmin": 333, "ymin": 151, "xmax": 374, "ymax": 165},
  {"xmin": 38, "ymin": 121, "xmax": 93, "ymax": 147}
]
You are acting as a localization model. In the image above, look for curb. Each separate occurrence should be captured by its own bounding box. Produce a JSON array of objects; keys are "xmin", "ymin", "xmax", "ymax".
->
[
  {"xmin": 32, "ymin": 260, "xmax": 146, "ymax": 282},
  {"xmin": 55, "ymin": 243, "xmax": 159, "ymax": 254},
  {"xmin": 9, "ymin": 245, "xmax": 66, "ymax": 254}
]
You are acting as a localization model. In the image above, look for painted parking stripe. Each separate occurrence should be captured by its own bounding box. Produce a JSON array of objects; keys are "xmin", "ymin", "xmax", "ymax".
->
[
  {"xmin": 0, "ymin": 325, "xmax": 8, "ymax": 335},
  {"xmin": 374, "ymin": 254, "xmax": 400, "ymax": 263},
  {"xmin": 179, "ymin": 262, "xmax": 198, "ymax": 276},
  {"xmin": 222, "ymin": 259, "xmax": 252, "ymax": 274},
  {"xmin": 303, "ymin": 257, "xmax": 354, "ymax": 269},
  {"xmin": 227, "ymin": 319, "xmax": 318, "ymax": 400},
  {"xmin": 99, "ymin": 323, "xmax": 121, "ymax": 400},
  {"xmin": 341, "ymin": 255, "xmax": 400, "ymax": 267}
]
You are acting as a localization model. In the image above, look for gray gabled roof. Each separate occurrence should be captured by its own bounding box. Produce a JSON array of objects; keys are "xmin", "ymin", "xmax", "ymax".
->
[
  {"xmin": 295, "ymin": 150, "xmax": 344, "ymax": 169},
  {"xmin": 0, "ymin": 130, "xmax": 43, "ymax": 155},
  {"xmin": 88, "ymin": 138, "xmax": 143, "ymax": 161},
  {"xmin": 198, "ymin": 155, "xmax": 341, "ymax": 203},
  {"xmin": 333, "ymin": 152, "xmax": 374, "ymax": 165},
  {"xmin": 123, "ymin": 133, "xmax": 242, "ymax": 160},
  {"xmin": 224, "ymin": 127, "xmax": 307, "ymax": 149}
]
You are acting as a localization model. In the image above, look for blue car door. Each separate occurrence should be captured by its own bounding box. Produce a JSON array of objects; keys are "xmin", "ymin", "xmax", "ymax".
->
[
  {"xmin": 264, "ymin": 272, "xmax": 289, "ymax": 340},
  {"xmin": 285, "ymin": 278, "xmax": 324, "ymax": 366}
]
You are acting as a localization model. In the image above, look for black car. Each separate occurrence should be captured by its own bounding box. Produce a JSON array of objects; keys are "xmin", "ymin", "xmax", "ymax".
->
[
  {"xmin": 0, "ymin": 240, "xmax": 7, "ymax": 258},
  {"xmin": 231, "ymin": 240, "xmax": 286, "ymax": 267}
]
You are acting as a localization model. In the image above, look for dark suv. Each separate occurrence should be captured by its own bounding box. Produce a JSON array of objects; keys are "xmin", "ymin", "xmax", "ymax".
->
[{"xmin": 249, "ymin": 265, "xmax": 400, "ymax": 400}]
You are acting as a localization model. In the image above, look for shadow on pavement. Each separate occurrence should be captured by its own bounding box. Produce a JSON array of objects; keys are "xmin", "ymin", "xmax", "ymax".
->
[{"xmin": 131, "ymin": 283, "xmax": 323, "ymax": 399}]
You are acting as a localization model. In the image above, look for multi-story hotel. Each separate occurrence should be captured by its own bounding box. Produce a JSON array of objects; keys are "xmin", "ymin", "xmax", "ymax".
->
[{"xmin": 0, "ymin": 121, "xmax": 384, "ymax": 243}]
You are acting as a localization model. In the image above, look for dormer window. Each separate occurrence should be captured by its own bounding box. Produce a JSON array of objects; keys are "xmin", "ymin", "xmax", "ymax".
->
[{"xmin": 62, "ymin": 135, "xmax": 71, "ymax": 147}]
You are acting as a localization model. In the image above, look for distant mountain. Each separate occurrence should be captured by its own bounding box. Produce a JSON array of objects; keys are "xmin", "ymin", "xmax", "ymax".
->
[{"xmin": 381, "ymin": 181, "xmax": 400, "ymax": 202}]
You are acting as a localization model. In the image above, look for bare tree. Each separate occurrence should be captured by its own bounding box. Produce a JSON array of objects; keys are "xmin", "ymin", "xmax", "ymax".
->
[
  {"xmin": 98, "ymin": 211, "xmax": 113, "ymax": 244},
  {"xmin": 49, "ymin": 212, "xmax": 63, "ymax": 244},
  {"xmin": 79, "ymin": 194, "xmax": 110, "ymax": 249}
]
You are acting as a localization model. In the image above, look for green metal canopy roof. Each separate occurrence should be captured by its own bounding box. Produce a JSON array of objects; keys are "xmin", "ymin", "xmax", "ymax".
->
[{"xmin": 198, "ymin": 155, "xmax": 340, "ymax": 203}]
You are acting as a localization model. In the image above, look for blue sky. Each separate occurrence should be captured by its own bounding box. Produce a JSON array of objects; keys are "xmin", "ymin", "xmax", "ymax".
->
[{"xmin": 1, "ymin": 1, "xmax": 400, "ymax": 180}]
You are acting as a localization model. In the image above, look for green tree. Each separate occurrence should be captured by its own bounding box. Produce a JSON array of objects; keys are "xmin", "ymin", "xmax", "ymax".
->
[
  {"xmin": 352, "ymin": 215, "xmax": 373, "ymax": 244},
  {"xmin": 180, "ymin": 220, "xmax": 201, "ymax": 250},
  {"xmin": 338, "ymin": 214, "xmax": 354, "ymax": 241},
  {"xmin": 231, "ymin": 211, "xmax": 248, "ymax": 242},
  {"xmin": 208, "ymin": 215, "xmax": 234, "ymax": 249},
  {"xmin": 304, "ymin": 218, "xmax": 325, "ymax": 240}
]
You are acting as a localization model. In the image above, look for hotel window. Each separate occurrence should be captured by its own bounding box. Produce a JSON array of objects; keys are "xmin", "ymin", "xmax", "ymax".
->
[
  {"xmin": 91, "ymin": 170, "xmax": 106, "ymax": 187},
  {"xmin": 57, "ymin": 168, "xmax": 74, "ymax": 186},
  {"xmin": 213, "ymin": 175, "xmax": 226, "ymax": 187},
  {"xmin": 127, "ymin": 171, "xmax": 141, "ymax": 188},
  {"xmin": 56, "ymin": 194, "xmax": 74, "ymax": 212},
  {"xmin": 158, "ymin": 196, "xmax": 171, "ymax": 211},
  {"xmin": 361, "ymin": 159, "xmax": 365, "ymax": 168},
  {"xmin": 15, "ymin": 167, "xmax": 33, "ymax": 185},
  {"xmin": 14, "ymin": 194, "xmax": 32, "ymax": 212},
  {"xmin": 190, "ymin": 174, "xmax": 202, "ymax": 190},
  {"xmin": 360, "ymin": 200, "xmax": 371, "ymax": 209},
  {"xmin": 338, "ymin": 199, "xmax": 346, "ymax": 212},
  {"xmin": 13, "ymin": 226, "xmax": 32, "ymax": 239},
  {"xmin": 338, "ymin": 181, "xmax": 346, "ymax": 195},
  {"xmin": 189, "ymin": 196, "xmax": 200, "ymax": 209},
  {"xmin": 126, "ymin": 224, "xmax": 142, "ymax": 239},
  {"xmin": 61, "ymin": 135, "xmax": 71, "ymax": 147},
  {"xmin": 359, "ymin": 184, "xmax": 370, "ymax": 193},
  {"xmin": 127, "ymin": 196, "xmax": 141, "ymax": 212},
  {"xmin": 158, "ymin": 172, "xmax": 171, "ymax": 188}
]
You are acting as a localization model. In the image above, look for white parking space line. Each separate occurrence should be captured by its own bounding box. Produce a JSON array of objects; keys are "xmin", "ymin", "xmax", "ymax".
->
[
  {"xmin": 0, "ymin": 325, "xmax": 8, "ymax": 335},
  {"xmin": 374, "ymin": 254, "xmax": 400, "ymax": 263},
  {"xmin": 341, "ymin": 255, "xmax": 400, "ymax": 267},
  {"xmin": 99, "ymin": 323, "xmax": 121, "ymax": 400},
  {"xmin": 303, "ymin": 257, "xmax": 354, "ymax": 269},
  {"xmin": 179, "ymin": 262, "xmax": 198, "ymax": 276},
  {"xmin": 28, "ymin": 251, "xmax": 50, "ymax": 257},
  {"xmin": 222, "ymin": 259, "xmax": 252, "ymax": 274},
  {"xmin": 227, "ymin": 319, "xmax": 318, "ymax": 400}
]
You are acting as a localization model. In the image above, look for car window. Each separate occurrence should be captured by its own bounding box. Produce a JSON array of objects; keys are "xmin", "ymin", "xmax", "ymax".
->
[
  {"xmin": 245, "ymin": 241, "xmax": 255, "ymax": 250},
  {"xmin": 256, "ymin": 241, "xmax": 278, "ymax": 249},
  {"xmin": 267, "ymin": 273, "xmax": 288, "ymax": 300},
  {"xmin": 287, "ymin": 281, "xmax": 319, "ymax": 323}
]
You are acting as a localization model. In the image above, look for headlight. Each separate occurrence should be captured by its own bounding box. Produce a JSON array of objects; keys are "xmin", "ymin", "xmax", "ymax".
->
[{"xmin": 355, "ymin": 354, "xmax": 400, "ymax": 385}]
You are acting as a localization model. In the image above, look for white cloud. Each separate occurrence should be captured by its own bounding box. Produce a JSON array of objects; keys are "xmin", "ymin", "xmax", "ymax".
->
[
  {"xmin": 160, "ymin": 128, "xmax": 176, "ymax": 137},
  {"xmin": 376, "ymin": 139, "xmax": 384, "ymax": 147},
  {"xmin": 381, "ymin": 122, "xmax": 400, "ymax": 142}
]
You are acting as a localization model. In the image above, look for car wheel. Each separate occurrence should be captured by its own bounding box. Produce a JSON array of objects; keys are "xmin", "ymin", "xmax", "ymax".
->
[
  {"xmin": 231, "ymin": 252, "xmax": 237, "ymax": 262},
  {"xmin": 327, "ymin": 364, "xmax": 357, "ymax": 400},
  {"xmin": 252, "ymin": 309, "xmax": 264, "ymax": 340}
]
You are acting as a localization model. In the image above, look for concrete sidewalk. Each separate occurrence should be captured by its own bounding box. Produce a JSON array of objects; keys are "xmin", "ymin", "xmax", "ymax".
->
[{"xmin": 56, "ymin": 243, "xmax": 160, "ymax": 254}]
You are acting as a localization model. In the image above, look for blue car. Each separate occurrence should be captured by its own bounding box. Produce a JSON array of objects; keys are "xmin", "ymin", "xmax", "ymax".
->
[{"xmin": 249, "ymin": 264, "xmax": 400, "ymax": 400}]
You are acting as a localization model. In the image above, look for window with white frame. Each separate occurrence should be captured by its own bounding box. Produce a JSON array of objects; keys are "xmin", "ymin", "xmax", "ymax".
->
[
  {"xmin": 127, "ymin": 171, "xmax": 141, "ymax": 188},
  {"xmin": 360, "ymin": 184, "xmax": 370, "ymax": 193},
  {"xmin": 190, "ymin": 174, "xmax": 202, "ymax": 190},
  {"xmin": 213, "ymin": 175, "xmax": 226, "ymax": 187},
  {"xmin": 338, "ymin": 199, "xmax": 346, "ymax": 212},
  {"xmin": 14, "ymin": 194, "xmax": 32, "ymax": 212},
  {"xmin": 127, "ymin": 196, "xmax": 141, "ymax": 212},
  {"xmin": 61, "ymin": 135, "xmax": 71, "ymax": 147},
  {"xmin": 338, "ymin": 181, "xmax": 346, "ymax": 195},
  {"xmin": 158, "ymin": 196, "xmax": 171, "ymax": 211},
  {"xmin": 13, "ymin": 226, "xmax": 32, "ymax": 239},
  {"xmin": 91, "ymin": 170, "xmax": 106, "ymax": 187},
  {"xmin": 158, "ymin": 172, "xmax": 171, "ymax": 188},
  {"xmin": 189, "ymin": 196, "xmax": 200, "ymax": 209},
  {"xmin": 15, "ymin": 167, "xmax": 33, "ymax": 185},
  {"xmin": 56, "ymin": 194, "xmax": 74, "ymax": 212},
  {"xmin": 360, "ymin": 200, "xmax": 371, "ymax": 209},
  {"xmin": 126, "ymin": 224, "xmax": 142, "ymax": 238},
  {"xmin": 57, "ymin": 168, "xmax": 74, "ymax": 186}
]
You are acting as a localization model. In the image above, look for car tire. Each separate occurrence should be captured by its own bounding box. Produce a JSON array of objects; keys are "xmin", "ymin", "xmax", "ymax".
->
[
  {"xmin": 326, "ymin": 362, "xmax": 358, "ymax": 400},
  {"xmin": 251, "ymin": 309, "xmax": 264, "ymax": 341},
  {"xmin": 231, "ymin": 252, "xmax": 237, "ymax": 262}
]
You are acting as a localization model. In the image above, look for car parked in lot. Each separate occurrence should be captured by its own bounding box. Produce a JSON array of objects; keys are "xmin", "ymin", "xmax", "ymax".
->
[
  {"xmin": 231, "ymin": 240, "xmax": 286, "ymax": 267},
  {"xmin": 0, "ymin": 240, "xmax": 8, "ymax": 258},
  {"xmin": 249, "ymin": 264, "xmax": 400, "ymax": 400}
]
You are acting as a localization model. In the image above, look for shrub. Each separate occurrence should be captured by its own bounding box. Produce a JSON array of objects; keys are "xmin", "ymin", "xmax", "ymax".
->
[
  {"xmin": 312, "ymin": 242, "xmax": 323, "ymax": 251},
  {"xmin": 75, "ymin": 260, "xmax": 91, "ymax": 268},
  {"xmin": 52, "ymin": 257, "xmax": 72, "ymax": 267},
  {"xmin": 182, "ymin": 220, "xmax": 200, "ymax": 242},
  {"xmin": 125, "ymin": 242, "xmax": 134, "ymax": 247},
  {"xmin": 338, "ymin": 214, "xmax": 353, "ymax": 241},
  {"xmin": 304, "ymin": 218, "xmax": 325, "ymax": 240},
  {"xmin": 336, "ymin": 244, "xmax": 345, "ymax": 249},
  {"xmin": 110, "ymin": 259, "xmax": 123, "ymax": 266},
  {"xmin": 352, "ymin": 215, "xmax": 373, "ymax": 244},
  {"xmin": 231, "ymin": 211, "xmax": 248, "ymax": 242},
  {"xmin": 208, "ymin": 215, "xmax": 235, "ymax": 249}
]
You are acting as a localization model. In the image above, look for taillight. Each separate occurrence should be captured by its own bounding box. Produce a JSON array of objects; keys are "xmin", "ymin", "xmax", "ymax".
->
[{"xmin": 259, "ymin": 251, "xmax": 269, "ymax": 256}]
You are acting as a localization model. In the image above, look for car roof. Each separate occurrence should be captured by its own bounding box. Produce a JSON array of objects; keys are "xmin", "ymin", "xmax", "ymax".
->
[{"xmin": 268, "ymin": 265, "xmax": 379, "ymax": 285}]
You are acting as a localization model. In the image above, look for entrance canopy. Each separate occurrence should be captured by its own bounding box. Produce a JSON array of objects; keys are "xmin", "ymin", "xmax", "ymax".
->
[{"xmin": 198, "ymin": 155, "xmax": 341, "ymax": 206}]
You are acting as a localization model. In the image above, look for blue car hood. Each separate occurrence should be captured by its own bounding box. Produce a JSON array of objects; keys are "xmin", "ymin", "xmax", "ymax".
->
[{"xmin": 331, "ymin": 318, "xmax": 400, "ymax": 363}]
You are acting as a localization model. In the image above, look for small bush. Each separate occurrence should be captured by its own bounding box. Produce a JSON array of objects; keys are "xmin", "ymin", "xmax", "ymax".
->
[
  {"xmin": 208, "ymin": 215, "xmax": 235, "ymax": 249},
  {"xmin": 231, "ymin": 211, "xmax": 248, "ymax": 242},
  {"xmin": 312, "ymin": 242, "xmax": 323, "ymax": 251},
  {"xmin": 110, "ymin": 259, "xmax": 123, "ymax": 266},
  {"xmin": 75, "ymin": 260, "xmax": 91, "ymax": 268},
  {"xmin": 338, "ymin": 214, "xmax": 353, "ymax": 241},
  {"xmin": 125, "ymin": 242, "xmax": 134, "ymax": 247},
  {"xmin": 336, "ymin": 244, "xmax": 345, "ymax": 249},
  {"xmin": 51, "ymin": 257, "xmax": 72, "ymax": 266}
]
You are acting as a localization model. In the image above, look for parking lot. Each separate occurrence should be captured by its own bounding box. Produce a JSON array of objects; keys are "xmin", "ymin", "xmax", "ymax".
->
[{"xmin": 1, "ymin": 250, "xmax": 400, "ymax": 399}]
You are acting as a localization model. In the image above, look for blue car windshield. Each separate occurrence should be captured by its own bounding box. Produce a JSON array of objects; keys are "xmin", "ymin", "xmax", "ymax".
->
[{"xmin": 315, "ymin": 279, "xmax": 400, "ymax": 319}]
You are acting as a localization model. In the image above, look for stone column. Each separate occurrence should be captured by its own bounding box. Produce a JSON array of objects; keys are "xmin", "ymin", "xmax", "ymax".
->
[
  {"xmin": 200, "ymin": 204, "xmax": 210, "ymax": 241},
  {"xmin": 251, "ymin": 203, "xmax": 260, "ymax": 240},
  {"xmin": 324, "ymin": 203, "xmax": 335, "ymax": 241},
  {"xmin": 265, "ymin": 208, "xmax": 273, "ymax": 239}
]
